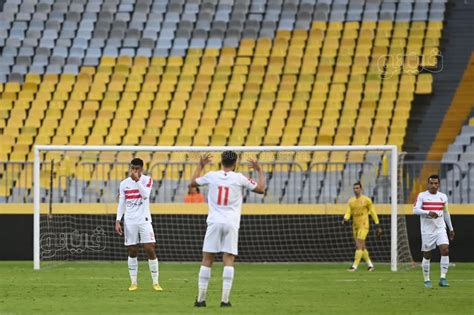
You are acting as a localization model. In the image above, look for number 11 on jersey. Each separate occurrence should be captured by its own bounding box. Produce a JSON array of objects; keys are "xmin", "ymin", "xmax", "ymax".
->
[{"xmin": 217, "ymin": 186, "xmax": 229, "ymax": 206}]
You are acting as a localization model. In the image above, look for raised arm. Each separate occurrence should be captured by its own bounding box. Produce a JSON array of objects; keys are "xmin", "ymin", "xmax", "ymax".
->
[
  {"xmin": 189, "ymin": 153, "xmax": 212, "ymax": 188},
  {"xmin": 132, "ymin": 175, "xmax": 152, "ymax": 200},
  {"xmin": 247, "ymin": 159, "xmax": 265, "ymax": 194}
]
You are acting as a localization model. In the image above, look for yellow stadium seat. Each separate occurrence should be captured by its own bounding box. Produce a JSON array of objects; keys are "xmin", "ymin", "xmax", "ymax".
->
[
  {"xmin": 193, "ymin": 135, "xmax": 210, "ymax": 146},
  {"xmin": 69, "ymin": 134, "xmax": 86, "ymax": 145},
  {"xmin": 87, "ymin": 135, "xmax": 104, "ymax": 145},
  {"xmin": 228, "ymin": 135, "xmax": 245, "ymax": 146}
]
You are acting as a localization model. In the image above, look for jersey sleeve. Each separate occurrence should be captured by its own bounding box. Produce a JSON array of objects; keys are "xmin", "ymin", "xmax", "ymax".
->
[
  {"xmin": 343, "ymin": 200, "xmax": 352, "ymax": 220},
  {"xmin": 116, "ymin": 182, "xmax": 126, "ymax": 221},
  {"xmin": 413, "ymin": 193, "xmax": 427, "ymax": 216},
  {"xmin": 239, "ymin": 173, "xmax": 258, "ymax": 191},
  {"xmin": 367, "ymin": 198, "xmax": 380, "ymax": 224},
  {"xmin": 195, "ymin": 172, "xmax": 211, "ymax": 186},
  {"xmin": 443, "ymin": 194, "xmax": 454, "ymax": 231}
]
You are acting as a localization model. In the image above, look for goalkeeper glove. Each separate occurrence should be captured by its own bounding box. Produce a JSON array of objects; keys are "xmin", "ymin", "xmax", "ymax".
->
[{"xmin": 375, "ymin": 225, "xmax": 383, "ymax": 239}]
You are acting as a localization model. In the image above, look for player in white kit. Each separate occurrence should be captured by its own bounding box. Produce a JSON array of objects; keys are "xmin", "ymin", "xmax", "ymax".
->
[
  {"xmin": 190, "ymin": 151, "xmax": 266, "ymax": 307},
  {"xmin": 115, "ymin": 158, "xmax": 163, "ymax": 292},
  {"xmin": 413, "ymin": 174, "xmax": 455, "ymax": 288}
]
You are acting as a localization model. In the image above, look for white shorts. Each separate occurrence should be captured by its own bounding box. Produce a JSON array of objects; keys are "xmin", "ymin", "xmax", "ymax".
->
[
  {"xmin": 421, "ymin": 231, "xmax": 449, "ymax": 251},
  {"xmin": 124, "ymin": 222, "xmax": 156, "ymax": 246},
  {"xmin": 202, "ymin": 223, "xmax": 239, "ymax": 255}
]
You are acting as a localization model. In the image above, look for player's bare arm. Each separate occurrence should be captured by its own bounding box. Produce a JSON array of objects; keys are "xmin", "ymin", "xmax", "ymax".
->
[
  {"xmin": 115, "ymin": 221, "xmax": 123, "ymax": 236},
  {"xmin": 247, "ymin": 158, "xmax": 265, "ymax": 194},
  {"xmin": 449, "ymin": 230, "xmax": 455, "ymax": 241},
  {"xmin": 190, "ymin": 153, "xmax": 213, "ymax": 187}
]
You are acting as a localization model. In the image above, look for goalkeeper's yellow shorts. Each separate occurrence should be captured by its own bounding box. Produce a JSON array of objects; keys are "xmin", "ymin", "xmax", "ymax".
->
[{"xmin": 353, "ymin": 228, "xmax": 369, "ymax": 241}]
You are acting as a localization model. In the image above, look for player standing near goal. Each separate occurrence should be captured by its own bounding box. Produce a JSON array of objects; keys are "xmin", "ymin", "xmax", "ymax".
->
[
  {"xmin": 413, "ymin": 174, "xmax": 454, "ymax": 288},
  {"xmin": 190, "ymin": 151, "xmax": 265, "ymax": 307},
  {"xmin": 342, "ymin": 182, "xmax": 382, "ymax": 272},
  {"xmin": 115, "ymin": 158, "xmax": 163, "ymax": 292}
]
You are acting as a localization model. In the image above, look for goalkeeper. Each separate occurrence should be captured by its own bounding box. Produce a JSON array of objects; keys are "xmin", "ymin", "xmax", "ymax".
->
[{"xmin": 342, "ymin": 182, "xmax": 382, "ymax": 272}]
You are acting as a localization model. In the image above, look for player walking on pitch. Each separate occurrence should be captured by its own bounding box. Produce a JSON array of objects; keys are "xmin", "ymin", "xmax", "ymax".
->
[
  {"xmin": 115, "ymin": 158, "xmax": 163, "ymax": 292},
  {"xmin": 190, "ymin": 151, "xmax": 265, "ymax": 307},
  {"xmin": 342, "ymin": 182, "xmax": 382, "ymax": 272},
  {"xmin": 413, "ymin": 174, "xmax": 454, "ymax": 288}
]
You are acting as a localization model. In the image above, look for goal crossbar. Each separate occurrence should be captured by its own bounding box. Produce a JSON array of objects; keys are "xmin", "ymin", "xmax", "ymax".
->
[{"xmin": 33, "ymin": 145, "xmax": 398, "ymax": 271}]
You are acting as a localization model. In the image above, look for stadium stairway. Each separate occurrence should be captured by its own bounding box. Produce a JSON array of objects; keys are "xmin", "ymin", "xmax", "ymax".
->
[
  {"xmin": 403, "ymin": 0, "xmax": 474, "ymax": 160},
  {"xmin": 409, "ymin": 54, "xmax": 474, "ymax": 202},
  {"xmin": 441, "ymin": 116, "xmax": 474, "ymax": 202},
  {"xmin": 428, "ymin": 53, "xmax": 474, "ymax": 161}
]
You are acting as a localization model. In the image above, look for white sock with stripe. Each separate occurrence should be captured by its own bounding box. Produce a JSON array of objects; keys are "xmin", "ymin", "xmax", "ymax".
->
[
  {"xmin": 198, "ymin": 266, "xmax": 211, "ymax": 302},
  {"xmin": 222, "ymin": 266, "xmax": 234, "ymax": 303},
  {"xmin": 440, "ymin": 256, "xmax": 449, "ymax": 279},
  {"xmin": 422, "ymin": 258, "xmax": 430, "ymax": 282},
  {"xmin": 148, "ymin": 258, "xmax": 159, "ymax": 285},
  {"xmin": 128, "ymin": 256, "xmax": 138, "ymax": 285}
]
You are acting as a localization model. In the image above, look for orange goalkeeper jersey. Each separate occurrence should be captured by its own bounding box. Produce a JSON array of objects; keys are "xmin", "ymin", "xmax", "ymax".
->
[{"xmin": 344, "ymin": 195, "xmax": 380, "ymax": 229}]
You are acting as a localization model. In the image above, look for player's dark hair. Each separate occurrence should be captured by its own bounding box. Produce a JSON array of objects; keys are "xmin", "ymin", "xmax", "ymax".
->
[
  {"xmin": 130, "ymin": 158, "xmax": 144, "ymax": 167},
  {"xmin": 221, "ymin": 151, "xmax": 238, "ymax": 168},
  {"xmin": 353, "ymin": 181, "xmax": 362, "ymax": 188},
  {"xmin": 428, "ymin": 174, "xmax": 440, "ymax": 182}
]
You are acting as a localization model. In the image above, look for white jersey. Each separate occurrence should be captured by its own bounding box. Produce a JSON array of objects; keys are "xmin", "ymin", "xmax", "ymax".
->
[
  {"xmin": 116, "ymin": 175, "xmax": 153, "ymax": 225},
  {"xmin": 196, "ymin": 170, "xmax": 258, "ymax": 229},
  {"xmin": 413, "ymin": 190, "xmax": 448, "ymax": 234}
]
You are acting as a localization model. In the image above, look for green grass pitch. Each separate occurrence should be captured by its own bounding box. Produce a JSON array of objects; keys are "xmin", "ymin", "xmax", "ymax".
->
[{"xmin": 0, "ymin": 262, "xmax": 473, "ymax": 314}]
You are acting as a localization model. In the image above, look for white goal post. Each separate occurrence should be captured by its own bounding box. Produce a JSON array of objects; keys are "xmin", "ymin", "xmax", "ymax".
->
[{"xmin": 33, "ymin": 145, "xmax": 399, "ymax": 271}]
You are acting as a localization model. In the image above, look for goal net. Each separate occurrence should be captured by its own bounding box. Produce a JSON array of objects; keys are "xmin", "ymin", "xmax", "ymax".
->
[{"xmin": 33, "ymin": 145, "xmax": 412, "ymax": 271}]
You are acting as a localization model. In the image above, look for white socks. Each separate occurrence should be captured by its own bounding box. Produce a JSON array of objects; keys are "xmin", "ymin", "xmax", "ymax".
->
[
  {"xmin": 128, "ymin": 256, "xmax": 138, "ymax": 285},
  {"xmin": 149, "ymin": 258, "xmax": 159, "ymax": 285},
  {"xmin": 440, "ymin": 256, "xmax": 449, "ymax": 279},
  {"xmin": 197, "ymin": 266, "xmax": 235, "ymax": 303},
  {"xmin": 422, "ymin": 256, "xmax": 450, "ymax": 281},
  {"xmin": 128, "ymin": 257, "xmax": 160, "ymax": 286},
  {"xmin": 222, "ymin": 266, "xmax": 234, "ymax": 303},
  {"xmin": 422, "ymin": 258, "xmax": 430, "ymax": 282},
  {"xmin": 198, "ymin": 266, "xmax": 211, "ymax": 302}
]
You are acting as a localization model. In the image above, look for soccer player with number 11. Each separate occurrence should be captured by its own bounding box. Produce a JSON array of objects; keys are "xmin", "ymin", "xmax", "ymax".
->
[{"xmin": 189, "ymin": 151, "xmax": 266, "ymax": 307}]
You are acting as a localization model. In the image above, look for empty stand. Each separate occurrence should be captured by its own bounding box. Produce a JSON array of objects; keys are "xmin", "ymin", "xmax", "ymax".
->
[{"xmin": 0, "ymin": 0, "xmax": 456, "ymax": 203}]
